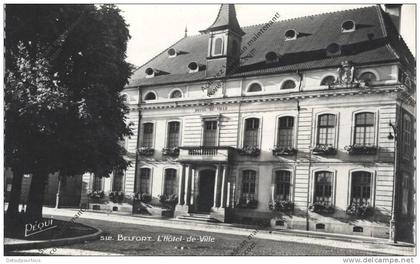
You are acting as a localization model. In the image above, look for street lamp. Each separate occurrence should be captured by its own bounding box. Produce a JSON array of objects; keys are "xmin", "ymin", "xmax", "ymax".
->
[{"xmin": 388, "ymin": 120, "xmax": 398, "ymax": 244}]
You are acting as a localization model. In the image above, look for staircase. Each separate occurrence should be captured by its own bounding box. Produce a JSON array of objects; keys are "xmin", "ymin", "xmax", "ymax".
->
[{"xmin": 177, "ymin": 213, "xmax": 221, "ymax": 223}]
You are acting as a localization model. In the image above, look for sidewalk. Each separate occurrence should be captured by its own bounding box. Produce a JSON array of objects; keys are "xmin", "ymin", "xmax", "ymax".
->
[{"xmin": 43, "ymin": 207, "xmax": 415, "ymax": 256}]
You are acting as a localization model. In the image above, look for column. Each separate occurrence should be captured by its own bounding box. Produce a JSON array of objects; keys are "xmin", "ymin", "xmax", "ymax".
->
[
  {"xmin": 213, "ymin": 164, "xmax": 220, "ymax": 208},
  {"xmin": 184, "ymin": 165, "xmax": 191, "ymax": 206},
  {"xmin": 226, "ymin": 182, "xmax": 231, "ymax": 208},
  {"xmin": 271, "ymin": 184, "xmax": 275, "ymax": 202},
  {"xmin": 177, "ymin": 165, "xmax": 185, "ymax": 205},
  {"xmin": 232, "ymin": 183, "xmax": 236, "ymax": 208},
  {"xmin": 190, "ymin": 168, "xmax": 195, "ymax": 205},
  {"xmin": 220, "ymin": 165, "xmax": 226, "ymax": 208}
]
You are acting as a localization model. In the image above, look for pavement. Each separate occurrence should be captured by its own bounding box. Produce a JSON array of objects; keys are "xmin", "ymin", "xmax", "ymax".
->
[{"xmin": 39, "ymin": 207, "xmax": 415, "ymax": 256}]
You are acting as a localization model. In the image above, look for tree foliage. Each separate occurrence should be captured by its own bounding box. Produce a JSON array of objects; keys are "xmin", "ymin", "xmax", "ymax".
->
[{"xmin": 5, "ymin": 4, "xmax": 133, "ymax": 218}]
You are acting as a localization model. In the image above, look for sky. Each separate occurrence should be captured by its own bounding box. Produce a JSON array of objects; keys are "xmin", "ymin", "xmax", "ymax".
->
[{"xmin": 118, "ymin": 4, "xmax": 416, "ymax": 68}]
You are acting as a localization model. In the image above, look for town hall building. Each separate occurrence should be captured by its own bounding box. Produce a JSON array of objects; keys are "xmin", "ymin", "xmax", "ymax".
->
[{"xmin": 81, "ymin": 4, "xmax": 415, "ymax": 241}]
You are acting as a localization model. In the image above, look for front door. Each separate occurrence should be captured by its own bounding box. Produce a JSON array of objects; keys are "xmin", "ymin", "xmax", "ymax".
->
[{"xmin": 197, "ymin": 170, "xmax": 215, "ymax": 212}]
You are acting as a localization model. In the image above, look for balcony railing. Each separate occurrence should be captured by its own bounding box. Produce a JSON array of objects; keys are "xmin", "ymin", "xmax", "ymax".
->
[{"xmin": 177, "ymin": 146, "xmax": 233, "ymax": 162}]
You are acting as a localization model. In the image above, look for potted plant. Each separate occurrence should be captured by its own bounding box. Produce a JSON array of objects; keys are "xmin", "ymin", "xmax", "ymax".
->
[
  {"xmin": 162, "ymin": 147, "xmax": 179, "ymax": 157},
  {"xmin": 344, "ymin": 144, "xmax": 377, "ymax": 155},
  {"xmin": 269, "ymin": 199, "xmax": 294, "ymax": 213},
  {"xmin": 158, "ymin": 194, "xmax": 178, "ymax": 208},
  {"xmin": 272, "ymin": 146, "xmax": 297, "ymax": 156},
  {"xmin": 312, "ymin": 144, "xmax": 337, "ymax": 155},
  {"xmin": 309, "ymin": 201, "xmax": 335, "ymax": 214},
  {"xmin": 87, "ymin": 190, "xmax": 105, "ymax": 203},
  {"xmin": 237, "ymin": 197, "xmax": 258, "ymax": 209},
  {"xmin": 137, "ymin": 146, "xmax": 155, "ymax": 156},
  {"xmin": 109, "ymin": 191, "xmax": 124, "ymax": 203},
  {"xmin": 238, "ymin": 146, "xmax": 260, "ymax": 157},
  {"xmin": 346, "ymin": 201, "xmax": 374, "ymax": 218}
]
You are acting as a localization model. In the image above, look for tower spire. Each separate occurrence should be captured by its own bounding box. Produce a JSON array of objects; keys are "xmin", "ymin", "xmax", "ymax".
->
[
  {"xmin": 200, "ymin": 4, "xmax": 245, "ymax": 36},
  {"xmin": 184, "ymin": 25, "xmax": 188, "ymax": 38}
]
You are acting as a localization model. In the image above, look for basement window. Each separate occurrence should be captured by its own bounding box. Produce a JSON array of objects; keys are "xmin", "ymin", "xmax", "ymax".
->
[{"xmin": 316, "ymin": 223, "xmax": 325, "ymax": 230}]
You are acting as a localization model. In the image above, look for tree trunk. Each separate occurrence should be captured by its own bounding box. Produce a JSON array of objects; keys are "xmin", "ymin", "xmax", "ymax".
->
[
  {"xmin": 6, "ymin": 169, "xmax": 24, "ymax": 218},
  {"xmin": 26, "ymin": 172, "xmax": 48, "ymax": 220}
]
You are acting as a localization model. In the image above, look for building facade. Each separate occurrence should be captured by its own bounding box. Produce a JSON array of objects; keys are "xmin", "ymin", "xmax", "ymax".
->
[{"xmin": 84, "ymin": 4, "xmax": 416, "ymax": 241}]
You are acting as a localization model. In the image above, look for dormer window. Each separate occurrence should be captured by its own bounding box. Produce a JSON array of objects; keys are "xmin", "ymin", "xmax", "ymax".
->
[
  {"xmin": 281, "ymin": 80, "xmax": 297, "ymax": 90},
  {"xmin": 320, "ymin": 75, "xmax": 336, "ymax": 86},
  {"xmin": 247, "ymin": 82, "xmax": 262, "ymax": 92},
  {"xmin": 285, "ymin": 29, "xmax": 297, "ymax": 40},
  {"xmin": 265, "ymin": 52, "xmax": 278, "ymax": 63},
  {"xmin": 342, "ymin": 20, "xmax": 356, "ymax": 32},
  {"xmin": 145, "ymin": 68, "xmax": 155, "ymax": 78},
  {"xmin": 169, "ymin": 89, "xmax": 182, "ymax": 99},
  {"xmin": 168, "ymin": 48, "xmax": 178, "ymax": 58},
  {"xmin": 359, "ymin": 71, "xmax": 377, "ymax": 85},
  {"xmin": 144, "ymin": 91, "xmax": 156, "ymax": 101},
  {"xmin": 213, "ymin": 37, "xmax": 224, "ymax": 56},
  {"xmin": 188, "ymin": 62, "xmax": 204, "ymax": 73}
]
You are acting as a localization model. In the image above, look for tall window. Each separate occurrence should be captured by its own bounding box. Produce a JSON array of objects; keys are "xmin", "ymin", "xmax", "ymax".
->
[
  {"xmin": 314, "ymin": 171, "xmax": 333, "ymax": 206},
  {"xmin": 142, "ymin": 123, "xmax": 154, "ymax": 148},
  {"xmin": 164, "ymin": 169, "xmax": 177, "ymax": 196},
  {"xmin": 354, "ymin": 112, "xmax": 374, "ymax": 146},
  {"xmin": 403, "ymin": 114, "xmax": 413, "ymax": 158},
  {"xmin": 244, "ymin": 118, "xmax": 260, "ymax": 147},
  {"xmin": 203, "ymin": 120, "xmax": 217, "ymax": 146},
  {"xmin": 213, "ymin": 37, "xmax": 223, "ymax": 56},
  {"xmin": 112, "ymin": 170, "xmax": 124, "ymax": 192},
  {"xmin": 241, "ymin": 170, "xmax": 256, "ymax": 200},
  {"xmin": 317, "ymin": 114, "xmax": 336, "ymax": 146},
  {"xmin": 92, "ymin": 175, "xmax": 103, "ymax": 191},
  {"xmin": 350, "ymin": 171, "xmax": 371, "ymax": 205},
  {"xmin": 277, "ymin": 116, "xmax": 294, "ymax": 148},
  {"xmin": 167, "ymin": 121, "xmax": 180, "ymax": 148},
  {"xmin": 136, "ymin": 168, "xmax": 151, "ymax": 194},
  {"xmin": 275, "ymin": 170, "xmax": 291, "ymax": 201}
]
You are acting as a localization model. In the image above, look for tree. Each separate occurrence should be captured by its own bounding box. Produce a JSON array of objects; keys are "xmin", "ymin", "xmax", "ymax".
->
[{"xmin": 5, "ymin": 4, "xmax": 133, "ymax": 220}]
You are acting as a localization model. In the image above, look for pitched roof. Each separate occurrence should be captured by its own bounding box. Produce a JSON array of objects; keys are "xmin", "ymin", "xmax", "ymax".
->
[{"xmin": 127, "ymin": 5, "xmax": 414, "ymax": 88}]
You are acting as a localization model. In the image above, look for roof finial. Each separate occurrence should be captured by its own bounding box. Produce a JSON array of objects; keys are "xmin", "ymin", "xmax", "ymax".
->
[{"xmin": 184, "ymin": 25, "xmax": 188, "ymax": 38}]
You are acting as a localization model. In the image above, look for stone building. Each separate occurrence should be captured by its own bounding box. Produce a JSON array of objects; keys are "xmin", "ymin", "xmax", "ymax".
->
[{"xmin": 85, "ymin": 4, "xmax": 416, "ymax": 241}]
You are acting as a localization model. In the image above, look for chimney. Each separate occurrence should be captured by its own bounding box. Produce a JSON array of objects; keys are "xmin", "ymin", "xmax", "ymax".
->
[{"xmin": 384, "ymin": 4, "xmax": 402, "ymax": 33}]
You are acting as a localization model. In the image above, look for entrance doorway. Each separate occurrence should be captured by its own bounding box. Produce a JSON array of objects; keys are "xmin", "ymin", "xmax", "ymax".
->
[{"xmin": 197, "ymin": 169, "xmax": 215, "ymax": 213}]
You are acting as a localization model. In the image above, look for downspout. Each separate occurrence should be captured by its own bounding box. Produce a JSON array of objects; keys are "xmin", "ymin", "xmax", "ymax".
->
[
  {"xmin": 297, "ymin": 70, "xmax": 303, "ymax": 92},
  {"xmin": 306, "ymin": 107, "xmax": 314, "ymax": 231},
  {"xmin": 132, "ymin": 87, "xmax": 142, "ymax": 214}
]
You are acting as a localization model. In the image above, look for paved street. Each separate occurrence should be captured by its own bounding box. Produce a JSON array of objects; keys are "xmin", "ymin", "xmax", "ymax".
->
[{"xmin": 11, "ymin": 216, "xmax": 388, "ymax": 256}]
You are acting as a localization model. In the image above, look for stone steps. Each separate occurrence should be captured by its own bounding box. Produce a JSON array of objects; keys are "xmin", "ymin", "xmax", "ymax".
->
[{"xmin": 177, "ymin": 213, "xmax": 221, "ymax": 223}]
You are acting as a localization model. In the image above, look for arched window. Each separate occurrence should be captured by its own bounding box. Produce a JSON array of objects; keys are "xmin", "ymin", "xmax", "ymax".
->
[
  {"xmin": 241, "ymin": 170, "xmax": 256, "ymax": 200},
  {"xmin": 354, "ymin": 112, "xmax": 375, "ymax": 146},
  {"xmin": 142, "ymin": 123, "xmax": 154, "ymax": 148},
  {"xmin": 167, "ymin": 121, "xmax": 180, "ymax": 148},
  {"xmin": 320, "ymin": 76, "xmax": 336, "ymax": 86},
  {"xmin": 317, "ymin": 114, "xmax": 336, "ymax": 146},
  {"xmin": 350, "ymin": 171, "xmax": 372, "ymax": 206},
  {"xmin": 247, "ymin": 83, "xmax": 262, "ymax": 92},
  {"xmin": 92, "ymin": 175, "xmax": 103, "ymax": 191},
  {"xmin": 112, "ymin": 170, "xmax": 124, "ymax": 192},
  {"xmin": 136, "ymin": 168, "xmax": 151, "ymax": 194},
  {"xmin": 275, "ymin": 170, "xmax": 291, "ymax": 201},
  {"xmin": 213, "ymin": 37, "xmax": 223, "ymax": 56},
  {"xmin": 144, "ymin": 92, "xmax": 156, "ymax": 101},
  {"xmin": 170, "ymin": 90, "xmax": 182, "ymax": 99},
  {"xmin": 244, "ymin": 118, "xmax": 260, "ymax": 147},
  {"xmin": 359, "ymin": 72, "xmax": 377, "ymax": 84},
  {"xmin": 277, "ymin": 116, "xmax": 294, "ymax": 148},
  {"xmin": 314, "ymin": 171, "xmax": 333, "ymax": 206},
  {"xmin": 164, "ymin": 169, "xmax": 177, "ymax": 196},
  {"xmin": 281, "ymin": 80, "xmax": 296, "ymax": 90}
]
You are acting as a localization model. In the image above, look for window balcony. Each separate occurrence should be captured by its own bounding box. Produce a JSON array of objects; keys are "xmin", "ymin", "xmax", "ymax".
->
[
  {"xmin": 312, "ymin": 144, "xmax": 337, "ymax": 155},
  {"xmin": 272, "ymin": 146, "xmax": 297, "ymax": 156},
  {"xmin": 137, "ymin": 147, "xmax": 155, "ymax": 156},
  {"xmin": 344, "ymin": 144, "xmax": 377, "ymax": 155},
  {"xmin": 177, "ymin": 146, "xmax": 234, "ymax": 163}
]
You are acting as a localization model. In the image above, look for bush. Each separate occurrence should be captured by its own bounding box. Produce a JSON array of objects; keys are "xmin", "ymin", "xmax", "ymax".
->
[
  {"xmin": 309, "ymin": 201, "xmax": 334, "ymax": 214},
  {"xmin": 346, "ymin": 202, "xmax": 374, "ymax": 218},
  {"xmin": 109, "ymin": 191, "xmax": 124, "ymax": 203},
  {"xmin": 237, "ymin": 197, "xmax": 258, "ymax": 209},
  {"xmin": 269, "ymin": 200, "xmax": 294, "ymax": 212}
]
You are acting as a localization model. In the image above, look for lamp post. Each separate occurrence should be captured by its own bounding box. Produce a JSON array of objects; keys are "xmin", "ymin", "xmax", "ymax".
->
[{"xmin": 388, "ymin": 121, "xmax": 398, "ymax": 244}]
